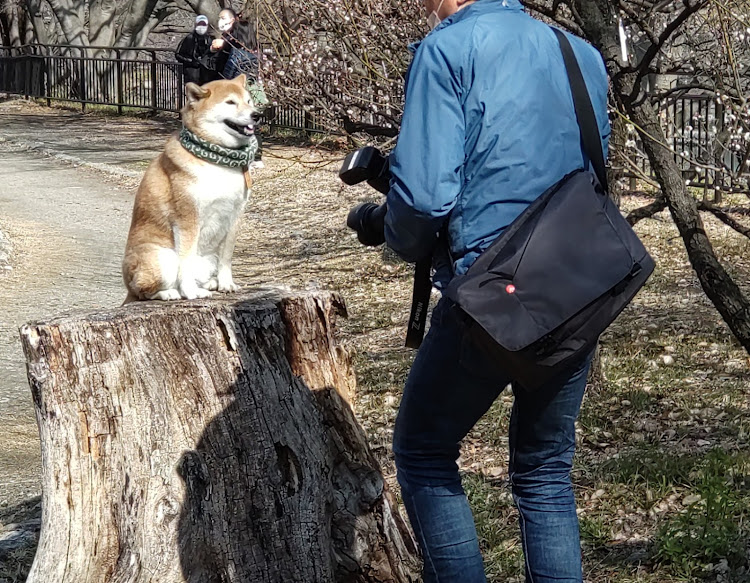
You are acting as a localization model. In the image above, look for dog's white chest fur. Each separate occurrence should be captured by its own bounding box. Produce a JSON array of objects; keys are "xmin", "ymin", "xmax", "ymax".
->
[{"xmin": 189, "ymin": 163, "xmax": 248, "ymax": 255}]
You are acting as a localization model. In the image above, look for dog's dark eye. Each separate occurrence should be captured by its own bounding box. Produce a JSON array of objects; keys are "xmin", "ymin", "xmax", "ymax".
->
[{"xmin": 225, "ymin": 99, "xmax": 238, "ymax": 105}]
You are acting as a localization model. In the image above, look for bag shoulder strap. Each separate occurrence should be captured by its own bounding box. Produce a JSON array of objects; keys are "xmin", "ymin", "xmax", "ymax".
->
[{"xmin": 550, "ymin": 27, "xmax": 608, "ymax": 193}]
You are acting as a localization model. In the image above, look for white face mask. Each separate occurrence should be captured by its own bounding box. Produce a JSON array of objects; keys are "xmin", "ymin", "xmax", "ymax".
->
[
  {"xmin": 427, "ymin": 0, "xmax": 445, "ymax": 30},
  {"xmin": 195, "ymin": 25, "xmax": 208, "ymax": 35},
  {"xmin": 218, "ymin": 18, "xmax": 233, "ymax": 32}
]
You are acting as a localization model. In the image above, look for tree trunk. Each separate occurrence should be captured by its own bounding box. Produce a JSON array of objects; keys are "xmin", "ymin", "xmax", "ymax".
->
[
  {"xmin": 1, "ymin": 0, "xmax": 23, "ymax": 46},
  {"xmin": 181, "ymin": 0, "xmax": 220, "ymax": 26},
  {"xmin": 45, "ymin": 0, "xmax": 86, "ymax": 46},
  {"xmin": 626, "ymin": 99, "xmax": 750, "ymax": 349},
  {"xmin": 113, "ymin": 0, "xmax": 159, "ymax": 49},
  {"xmin": 89, "ymin": 0, "xmax": 118, "ymax": 50},
  {"xmin": 573, "ymin": 0, "xmax": 750, "ymax": 354},
  {"xmin": 20, "ymin": 289, "xmax": 420, "ymax": 583},
  {"xmin": 23, "ymin": 0, "xmax": 51, "ymax": 46}
]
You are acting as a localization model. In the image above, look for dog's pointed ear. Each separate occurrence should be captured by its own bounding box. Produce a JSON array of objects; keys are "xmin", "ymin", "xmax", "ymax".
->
[
  {"xmin": 232, "ymin": 74, "xmax": 247, "ymax": 88},
  {"xmin": 186, "ymin": 83, "xmax": 211, "ymax": 105}
]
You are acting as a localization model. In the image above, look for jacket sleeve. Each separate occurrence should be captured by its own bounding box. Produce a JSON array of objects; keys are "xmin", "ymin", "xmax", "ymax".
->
[
  {"xmin": 385, "ymin": 39, "xmax": 465, "ymax": 263},
  {"xmin": 175, "ymin": 35, "xmax": 195, "ymax": 66}
]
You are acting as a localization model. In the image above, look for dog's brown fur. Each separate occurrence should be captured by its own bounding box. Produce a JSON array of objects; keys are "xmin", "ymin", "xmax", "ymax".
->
[{"xmin": 122, "ymin": 75, "xmax": 255, "ymax": 303}]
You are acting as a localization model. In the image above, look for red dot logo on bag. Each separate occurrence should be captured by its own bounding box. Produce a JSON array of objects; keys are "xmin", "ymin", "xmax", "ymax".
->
[{"xmin": 506, "ymin": 284, "xmax": 516, "ymax": 294}]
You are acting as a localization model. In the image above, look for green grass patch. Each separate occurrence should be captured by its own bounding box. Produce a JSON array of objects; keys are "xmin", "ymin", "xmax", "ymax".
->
[
  {"xmin": 597, "ymin": 445, "xmax": 696, "ymax": 496},
  {"xmin": 653, "ymin": 450, "xmax": 750, "ymax": 578},
  {"xmin": 580, "ymin": 514, "xmax": 614, "ymax": 551}
]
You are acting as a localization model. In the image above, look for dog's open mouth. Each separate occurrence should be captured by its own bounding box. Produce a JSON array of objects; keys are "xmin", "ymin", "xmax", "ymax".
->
[{"xmin": 224, "ymin": 119, "xmax": 254, "ymax": 136}]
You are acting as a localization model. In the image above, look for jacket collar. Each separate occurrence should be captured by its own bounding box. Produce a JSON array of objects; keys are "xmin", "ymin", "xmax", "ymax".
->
[{"xmin": 409, "ymin": 0, "xmax": 524, "ymax": 54}]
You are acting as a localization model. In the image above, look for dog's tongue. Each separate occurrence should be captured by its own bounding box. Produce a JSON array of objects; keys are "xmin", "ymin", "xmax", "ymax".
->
[{"xmin": 243, "ymin": 125, "xmax": 254, "ymax": 136}]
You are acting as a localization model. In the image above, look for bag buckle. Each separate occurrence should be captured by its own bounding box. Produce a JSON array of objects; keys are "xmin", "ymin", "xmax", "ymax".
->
[{"xmin": 533, "ymin": 334, "xmax": 557, "ymax": 357}]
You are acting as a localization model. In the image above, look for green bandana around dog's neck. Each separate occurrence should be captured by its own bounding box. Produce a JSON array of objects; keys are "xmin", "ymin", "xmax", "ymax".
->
[{"xmin": 179, "ymin": 127, "xmax": 257, "ymax": 168}]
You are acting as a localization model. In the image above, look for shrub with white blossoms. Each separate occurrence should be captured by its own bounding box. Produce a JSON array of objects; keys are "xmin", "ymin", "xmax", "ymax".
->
[{"xmin": 251, "ymin": 0, "xmax": 425, "ymax": 137}]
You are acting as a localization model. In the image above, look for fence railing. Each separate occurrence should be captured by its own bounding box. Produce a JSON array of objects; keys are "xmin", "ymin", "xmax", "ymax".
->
[
  {"xmin": 0, "ymin": 43, "xmax": 324, "ymax": 133},
  {"xmin": 0, "ymin": 44, "xmax": 184, "ymax": 113},
  {"xmin": 626, "ymin": 88, "xmax": 744, "ymax": 195}
]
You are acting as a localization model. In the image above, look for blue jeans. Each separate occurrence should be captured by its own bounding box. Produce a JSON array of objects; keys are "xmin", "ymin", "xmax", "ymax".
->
[{"xmin": 393, "ymin": 298, "xmax": 590, "ymax": 583}]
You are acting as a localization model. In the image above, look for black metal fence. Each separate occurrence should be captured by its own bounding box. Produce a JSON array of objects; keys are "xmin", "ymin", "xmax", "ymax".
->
[
  {"xmin": 0, "ymin": 44, "xmax": 183, "ymax": 112},
  {"xmin": 0, "ymin": 43, "xmax": 323, "ymax": 133},
  {"xmin": 629, "ymin": 89, "xmax": 744, "ymax": 194}
]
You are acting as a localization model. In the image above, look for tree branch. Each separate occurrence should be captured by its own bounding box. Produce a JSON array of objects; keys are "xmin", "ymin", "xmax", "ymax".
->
[
  {"xmin": 629, "ymin": 0, "xmax": 709, "ymax": 101},
  {"xmin": 627, "ymin": 196, "xmax": 667, "ymax": 225},
  {"xmin": 698, "ymin": 201, "xmax": 750, "ymax": 238}
]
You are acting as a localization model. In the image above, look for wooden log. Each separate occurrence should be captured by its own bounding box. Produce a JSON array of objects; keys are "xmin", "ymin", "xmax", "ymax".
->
[{"xmin": 20, "ymin": 289, "xmax": 419, "ymax": 583}]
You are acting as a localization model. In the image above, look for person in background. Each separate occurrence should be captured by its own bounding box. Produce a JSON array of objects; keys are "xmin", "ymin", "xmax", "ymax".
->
[
  {"xmin": 175, "ymin": 15, "xmax": 212, "ymax": 85},
  {"xmin": 208, "ymin": 8, "xmax": 265, "ymax": 168}
]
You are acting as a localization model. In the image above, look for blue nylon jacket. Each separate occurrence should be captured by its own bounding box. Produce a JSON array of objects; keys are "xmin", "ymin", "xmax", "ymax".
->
[{"xmin": 385, "ymin": 0, "xmax": 611, "ymax": 287}]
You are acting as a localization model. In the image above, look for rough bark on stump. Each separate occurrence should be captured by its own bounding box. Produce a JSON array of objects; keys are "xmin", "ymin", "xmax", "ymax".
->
[{"xmin": 20, "ymin": 288, "xmax": 420, "ymax": 583}]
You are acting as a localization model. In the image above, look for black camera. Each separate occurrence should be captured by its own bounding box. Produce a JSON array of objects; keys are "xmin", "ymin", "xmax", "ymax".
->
[
  {"xmin": 339, "ymin": 146, "xmax": 391, "ymax": 194},
  {"xmin": 339, "ymin": 147, "xmax": 391, "ymax": 247}
]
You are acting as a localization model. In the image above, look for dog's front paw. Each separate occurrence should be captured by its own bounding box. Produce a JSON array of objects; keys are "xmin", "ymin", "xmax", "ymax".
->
[
  {"xmin": 191, "ymin": 288, "xmax": 213, "ymax": 299},
  {"xmin": 150, "ymin": 289, "xmax": 181, "ymax": 301},
  {"xmin": 204, "ymin": 278, "xmax": 219, "ymax": 291},
  {"xmin": 217, "ymin": 271, "xmax": 239, "ymax": 293},
  {"xmin": 180, "ymin": 285, "xmax": 213, "ymax": 300},
  {"xmin": 218, "ymin": 281, "xmax": 240, "ymax": 293}
]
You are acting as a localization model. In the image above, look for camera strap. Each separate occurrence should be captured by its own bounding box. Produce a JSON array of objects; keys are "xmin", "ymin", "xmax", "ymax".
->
[{"xmin": 405, "ymin": 258, "xmax": 432, "ymax": 348}]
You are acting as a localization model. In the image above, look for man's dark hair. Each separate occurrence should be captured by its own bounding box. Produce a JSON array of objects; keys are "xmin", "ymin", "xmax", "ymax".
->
[
  {"xmin": 221, "ymin": 8, "xmax": 258, "ymax": 51},
  {"xmin": 232, "ymin": 20, "xmax": 258, "ymax": 50}
]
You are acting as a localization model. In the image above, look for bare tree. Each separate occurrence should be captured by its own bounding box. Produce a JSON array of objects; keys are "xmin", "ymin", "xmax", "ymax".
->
[
  {"xmin": 10, "ymin": 0, "xmax": 218, "ymax": 52},
  {"xmin": 24, "ymin": 0, "xmax": 53, "ymax": 44},
  {"xmin": 250, "ymin": 0, "xmax": 749, "ymax": 352},
  {"xmin": 1, "ymin": 0, "xmax": 24, "ymax": 46}
]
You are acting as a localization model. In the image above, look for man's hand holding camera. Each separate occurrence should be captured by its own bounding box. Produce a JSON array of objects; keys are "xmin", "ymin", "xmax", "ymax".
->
[
  {"xmin": 340, "ymin": 146, "xmax": 392, "ymax": 247},
  {"xmin": 346, "ymin": 202, "xmax": 387, "ymax": 247}
]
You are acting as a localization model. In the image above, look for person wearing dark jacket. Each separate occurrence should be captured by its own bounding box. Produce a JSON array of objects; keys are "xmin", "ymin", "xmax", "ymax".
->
[
  {"xmin": 207, "ymin": 9, "xmax": 259, "ymax": 81},
  {"xmin": 175, "ymin": 15, "xmax": 212, "ymax": 85},
  {"xmin": 207, "ymin": 8, "xmax": 265, "ymax": 168}
]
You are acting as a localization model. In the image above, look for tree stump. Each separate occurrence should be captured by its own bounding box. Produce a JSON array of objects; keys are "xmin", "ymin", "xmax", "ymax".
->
[{"xmin": 20, "ymin": 289, "xmax": 419, "ymax": 583}]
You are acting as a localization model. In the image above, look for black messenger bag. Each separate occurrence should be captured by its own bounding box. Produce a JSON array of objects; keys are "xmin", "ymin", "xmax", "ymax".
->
[{"xmin": 444, "ymin": 28, "xmax": 655, "ymax": 391}]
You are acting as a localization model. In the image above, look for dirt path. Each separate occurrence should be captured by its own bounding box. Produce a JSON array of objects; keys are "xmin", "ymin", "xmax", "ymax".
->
[
  {"xmin": 0, "ymin": 99, "xmax": 176, "ymax": 174},
  {"xmin": 0, "ymin": 142, "xmax": 135, "ymax": 506}
]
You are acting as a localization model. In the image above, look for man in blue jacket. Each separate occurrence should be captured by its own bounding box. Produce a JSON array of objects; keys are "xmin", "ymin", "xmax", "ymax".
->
[{"xmin": 380, "ymin": 0, "xmax": 610, "ymax": 581}]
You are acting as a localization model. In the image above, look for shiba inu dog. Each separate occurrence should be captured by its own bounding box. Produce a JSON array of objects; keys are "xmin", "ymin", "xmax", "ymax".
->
[{"xmin": 122, "ymin": 74, "xmax": 257, "ymax": 302}]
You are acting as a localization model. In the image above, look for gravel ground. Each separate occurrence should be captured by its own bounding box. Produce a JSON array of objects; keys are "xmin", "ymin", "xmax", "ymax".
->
[
  {"xmin": 0, "ymin": 229, "xmax": 11, "ymax": 272},
  {"xmin": 0, "ymin": 98, "xmax": 178, "ymax": 522}
]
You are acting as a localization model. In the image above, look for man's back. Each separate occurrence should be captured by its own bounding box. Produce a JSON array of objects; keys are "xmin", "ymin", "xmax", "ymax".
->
[{"xmin": 386, "ymin": 0, "xmax": 610, "ymax": 281}]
